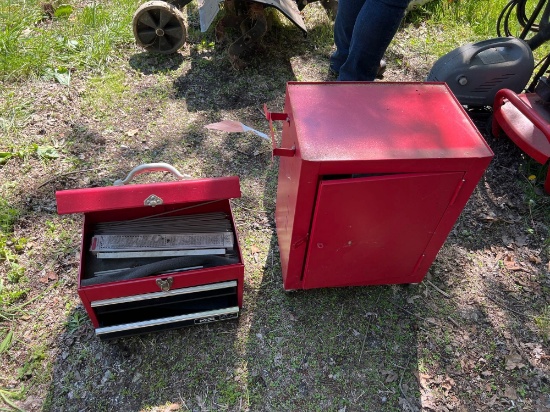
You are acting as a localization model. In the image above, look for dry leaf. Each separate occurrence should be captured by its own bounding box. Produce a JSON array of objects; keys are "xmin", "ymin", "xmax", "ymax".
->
[
  {"xmin": 505, "ymin": 352, "xmax": 526, "ymax": 370},
  {"xmin": 439, "ymin": 376, "xmax": 455, "ymax": 395},
  {"xmin": 503, "ymin": 385, "xmax": 518, "ymax": 400},
  {"xmin": 486, "ymin": 395, "xmax": 498, "ymax": 407},
  {"xmin": 47, "ymin": 272, "xmax": 58, "ymax": 281},
  {"xmin": 381, "ymin": 370, "xmax": 398, "ymax": 383},
  {"xmin": 528, "ymin": 254, "xmax": 542, "ymax": 264},
  {"xmin": 407, "ymin": 295, "xmax": 421, "ymax": 304},
  {"xmin": 504, "ymin": 256, "xmax": 522, "ymax": 271},
  {"xmin": 514, "ymin": 235, "xmax": 528, "ymax": 247},
  {"xmin": 481, "ymin": 212, "xmax": 497, "ymax": 221},
  {"xmin": 523, "ymin": 343, "xmax": 544, "ymax": 362},
  {"xmin": 250, "ymin": 245, "xmax": 260, "ymax": 254},
  {"xmin": 126, "ymin": 128, "xmax": 139, "ymax": 137},
  {"xmin": 417, "ymin": 372, "xmax": 432, "ymax": 389}
]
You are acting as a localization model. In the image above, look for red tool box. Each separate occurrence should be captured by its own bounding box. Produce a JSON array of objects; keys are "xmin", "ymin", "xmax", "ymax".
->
[
  {"xmin": 56, "ymin": 164, "xmax": 244, "ymax": 340},
  {"xmin": 265, "ymin": 82, "xmax": 494, "ymax": 290}
]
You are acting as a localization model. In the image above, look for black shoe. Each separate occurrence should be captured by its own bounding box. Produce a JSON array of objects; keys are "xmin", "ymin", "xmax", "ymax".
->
[
  {"xmin": 329, "ymin": 59, "xmax": 386, "ymax": 80},
  {"xmin": 376, "ymin": 59, "xmax": 386, "ymax": 79}
]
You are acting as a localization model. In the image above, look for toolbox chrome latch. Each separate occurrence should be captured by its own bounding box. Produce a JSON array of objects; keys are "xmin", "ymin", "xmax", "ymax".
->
[
  {"xmin": 144, "ymin": 194, "xmax": 163, "ymax": 207},
  {"xmin": 156, "ymin": 277, "xmax": 173, "ymax": 292}
]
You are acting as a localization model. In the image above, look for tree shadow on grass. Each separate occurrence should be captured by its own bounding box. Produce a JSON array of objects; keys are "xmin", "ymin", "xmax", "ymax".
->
[
  {"xmin": 227, "ymin": 147, "xmax": 423, "ymax": 410},
  {"xmin": 129, "ymin": 52, "xmax": 186, "ymax": 76},
  {"xmin": 43, "ymin": 305, "xmax": 243, "ymax": 411},
  {"xmin": 170, "ymin": 14, "xmax": 334, "ymax": 112},
  {"xmin": 242, "ymin": 239, "xmax": 423, "ymax": 411},
  {"xmin": 171, "ymin": 46, "xmax": 297, "ymax": 112}
]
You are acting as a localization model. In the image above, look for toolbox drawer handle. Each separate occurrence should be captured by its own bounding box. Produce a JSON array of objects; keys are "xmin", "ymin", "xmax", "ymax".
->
[{"xmin": 113, "ymin": 163, "xmax": 192, "ymax": 186}]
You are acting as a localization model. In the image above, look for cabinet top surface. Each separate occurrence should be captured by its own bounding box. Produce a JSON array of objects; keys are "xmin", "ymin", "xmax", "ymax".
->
[{"xmin": 284, "ymin": 82, "xmax": 494, "ymax": 162}]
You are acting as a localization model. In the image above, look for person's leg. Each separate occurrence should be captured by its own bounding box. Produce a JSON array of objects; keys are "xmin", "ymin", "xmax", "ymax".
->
[
  {"xmin": 338, "ymin": 0, "xmax": 410, "ymax": 81},
  {"xmin": 330, "ymin": 0, "xmax": 366, "ymax": 75}
]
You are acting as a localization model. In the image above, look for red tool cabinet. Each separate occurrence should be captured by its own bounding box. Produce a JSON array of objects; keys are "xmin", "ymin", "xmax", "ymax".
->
[
  {"xmin": 56, "ymin": 164, "xmax": 244, "ymax": 339},
  {"xmin": 266, "ymin": 82, "xmax": 494, "ymax": 290}
]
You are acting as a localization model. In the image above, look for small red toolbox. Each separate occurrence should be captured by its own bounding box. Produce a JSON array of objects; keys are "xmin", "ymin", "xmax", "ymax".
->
[
  {"xmin": 56, "ymin": 164, "xmax": 244, "ymax": 340},
  {"xmin": 266, "ymin": 82, "xmax": 494, "ymax": 290}
]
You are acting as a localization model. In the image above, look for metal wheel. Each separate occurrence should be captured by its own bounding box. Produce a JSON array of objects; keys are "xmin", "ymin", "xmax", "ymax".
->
[{"xmin": 133, "ymin": 1, "xmax": 186, "ymax": 54}]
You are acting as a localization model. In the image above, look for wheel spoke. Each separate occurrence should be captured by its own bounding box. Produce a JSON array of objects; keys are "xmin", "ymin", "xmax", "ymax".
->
[
  {"xmin": 164, "ymin": 26, "xmax": 184, "ymax": 40},
  {"xmin": 138, "ymin": 10, "xmax": 157, "ymax": 29},
  {"xmin": 137, "ymin": 29, "xmax": 157, "ymax": 44},
  {"xmin": 158, "ymin": 10, "xmax": 173, "ymax": 29},
  {"xmin": 158, "ymin": 35, "xmax": 172, "ymax": 51}
]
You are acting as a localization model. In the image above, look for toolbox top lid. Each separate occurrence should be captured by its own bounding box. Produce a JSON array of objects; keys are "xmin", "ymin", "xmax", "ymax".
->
[
  {"xmin": 284, "ymin": 82, "xmax": 494, "ymax": 162},
  {"xmin": 56, "ymin": 175, "xmax": 241, "ymax": 215}
]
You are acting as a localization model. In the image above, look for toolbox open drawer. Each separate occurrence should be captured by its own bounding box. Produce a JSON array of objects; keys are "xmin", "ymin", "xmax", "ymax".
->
[{"xmin": 56, "ymin": 164, "xmax": 244, "ymax": 339}]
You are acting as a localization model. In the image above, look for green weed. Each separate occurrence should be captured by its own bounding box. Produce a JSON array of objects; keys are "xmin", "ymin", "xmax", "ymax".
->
[
  {"xmin": 0, "ymin": 385, "xmax": 25, "ymax": 411},
  {"xmin": 0, "ymin": 198, "xmax": 29, "ymax": 316},
  {"xmin": 17, "ymin": 344, "xmax": 47, "ymax": 380},
  {"xmin": 0, "ymin": 143, "xmax": 60, "ymax": 166},
  {"xmin": 535, "ymin": 305, "xmax": 550, "ymax": 342},
  {"xmin": 217, "ymin": 379, "xmax": 242, "ymax": 407},
  {"xmin": 64, "ymin": 309, "xmax": 87, "ymax": 334},
  {"xmin": 0, "ymin": 198, "xmax": 19, "ymax": 262}
]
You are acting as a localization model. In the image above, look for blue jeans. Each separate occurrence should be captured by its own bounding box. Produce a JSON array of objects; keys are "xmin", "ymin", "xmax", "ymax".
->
[{"xmin": 330, "ymin": 0, "xmax": 410, "ymax": 81}]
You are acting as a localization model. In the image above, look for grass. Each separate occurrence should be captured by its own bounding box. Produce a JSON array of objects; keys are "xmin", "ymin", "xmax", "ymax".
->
[
  {"xmin": 0, "ymin": 0, "xmax": 140, "ymax": 81},
  {"xmin": 83, "ymin": 70, "xmax": 131, "ymax": 117},
  {"xmin": 406, "ymin": 0, "xmax": 550, "ymax": 64},
  {"xmin": 0, "ymin": 197, "xmax": 29, "ymax": 314}
]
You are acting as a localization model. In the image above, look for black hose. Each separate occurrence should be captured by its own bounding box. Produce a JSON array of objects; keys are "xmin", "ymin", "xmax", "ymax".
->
[
  {"xmin": 81, "ymin": 255, "xmax": 240, "ymax": 286},
  {"xmin": 497, "ymin": 0, "xmax": 521, "ymax": 37},
  {"xmin": 497, "ymin": 0, "xmax": 550, "ymax": 39}
]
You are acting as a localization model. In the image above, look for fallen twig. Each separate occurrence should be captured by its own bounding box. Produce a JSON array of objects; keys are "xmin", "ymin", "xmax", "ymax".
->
[
  {"xmin": 485, "ymin": 294, "xmax": 549, "ymax": 320},
  {"xmin": 447, "ymin": 316, "xmax": 460, "ymax": 328},
  {"xmin": 37, "ymin": 167, "xmax": 103, "ymax": 188},
  {"xmin": 398, "ymin": 357, "xmax": 416, "ymax": 411},
  {"xmin": 425, "ymin": 279, "xmax": 450, "ymax": 298}
]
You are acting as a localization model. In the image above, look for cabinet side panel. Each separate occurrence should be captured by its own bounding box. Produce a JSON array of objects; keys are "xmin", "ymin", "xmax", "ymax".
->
[
  {"xmin": 411, "ymin": 163, "xmax": 490, "ymax": 282},
  {"xmin": 274, "ymin": 98, "xmax": 319, "ymax": 290}
]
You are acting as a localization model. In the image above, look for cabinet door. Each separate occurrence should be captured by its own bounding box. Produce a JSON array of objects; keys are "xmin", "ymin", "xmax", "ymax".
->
[{"xmin": 302, "ymin": 172, "xmax": 464, "ymax": 289}]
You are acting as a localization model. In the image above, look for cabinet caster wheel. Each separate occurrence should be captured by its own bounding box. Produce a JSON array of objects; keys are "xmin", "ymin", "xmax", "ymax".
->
[{"xmin": 133, "ymin": 1, "xmax": 186, "ymax": 54}]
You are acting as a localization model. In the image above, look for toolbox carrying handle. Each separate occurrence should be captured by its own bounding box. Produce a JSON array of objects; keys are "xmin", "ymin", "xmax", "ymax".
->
[
  {"xmin": 263, "ymin": 104, "xmax": 295, "ymax": 158},
  {"xmin": 113, "ymin": 163, "xmax": 192, "ymax": 186}
]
